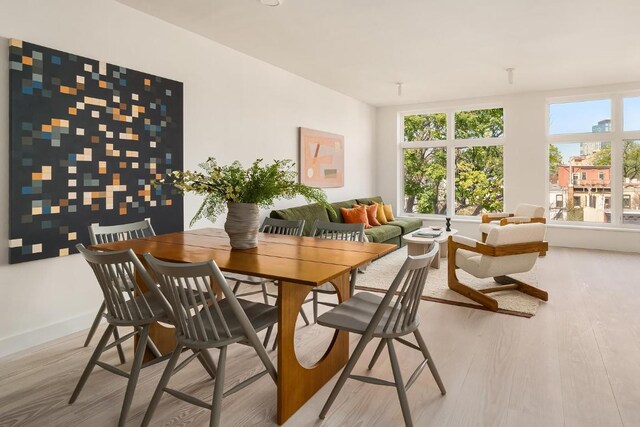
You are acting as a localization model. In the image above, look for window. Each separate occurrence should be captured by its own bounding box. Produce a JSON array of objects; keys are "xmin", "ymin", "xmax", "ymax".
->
[
  {"xmin": 622, "ymin": 140, "xmax": 640, "ymax": 224},
  {"xmin": 555, "ymin": 194, "xmax": 563, "ymax": 208},
  {"xmin": 401, "ymin": 107, "xmax": 504, "ymax": 217},
  {"xmin": 548, "ymin": 95, "xmax": 640, "ymax": 227},
  {"xmin": 549, "ymin": 99, "xmax": 611, "ymax": 134}
]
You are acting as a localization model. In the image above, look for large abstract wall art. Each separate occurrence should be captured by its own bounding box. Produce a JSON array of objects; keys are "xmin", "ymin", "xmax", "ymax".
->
[
  {"xmin": 8, "ymin": 39, "xmax": 184, "ymax": 264},
  {"xmin": 299, "ymin": 127, "xmax": 344, "ymax": 188}
]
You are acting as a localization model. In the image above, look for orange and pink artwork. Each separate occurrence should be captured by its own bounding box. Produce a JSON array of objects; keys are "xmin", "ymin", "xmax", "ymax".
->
[{"xmin": 299, "ymin": 127, "xmax": 344, "ymax": 188}]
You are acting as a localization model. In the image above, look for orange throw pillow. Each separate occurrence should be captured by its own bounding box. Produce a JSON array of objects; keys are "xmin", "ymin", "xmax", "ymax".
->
[
  {"xmin": 357, "ymin": 203, "xmax": 381, "ymax": 226},
  {"xmin": 341, "ymin": 205, "xmax": 371, "ymax": 229},
  {"xmin": 383, "ymin": 203, "xmax": 395, "ymax": 221},
  {"xmin": 375, "ymin": 202, "xmax": 388, "ymax": 225}
]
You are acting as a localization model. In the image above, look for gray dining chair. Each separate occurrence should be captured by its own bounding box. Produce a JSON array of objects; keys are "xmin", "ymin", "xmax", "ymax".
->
[
  {"xmin": 70, "ymin": 244, "xmax": 170, "ymax": 427},
  {"xmin": 224, "ymin": 217, "xmax": 309, "ymax": 346},
  {"xmin": 83, "ymin": 219, "xmax": 156, "ymax": 364},
  {"xmin": 308, "ymin": 220, "xmax": 366, "ymax": 323},
  {"xmin": 317, "ymin": 244, "xmax": 446, "ymax": 427},
  {"xmin": 141, "ymin": 254, "xmax": 278, "ymax": 427}
]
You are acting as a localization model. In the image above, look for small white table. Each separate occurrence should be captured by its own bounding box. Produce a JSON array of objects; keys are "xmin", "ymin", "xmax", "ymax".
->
[{"xmin": 402, "ymin": 228, "xmax": 458, "ymax": 269}]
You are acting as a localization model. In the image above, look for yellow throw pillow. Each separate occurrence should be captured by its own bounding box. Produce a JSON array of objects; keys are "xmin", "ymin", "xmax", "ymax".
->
[
  {"xmin": 383, "ymin": 203, "xmax": 395, "ymax": 221},
  {"xmin": 375, "ymin": 202, "xmax": 388, "ymax": 224}
]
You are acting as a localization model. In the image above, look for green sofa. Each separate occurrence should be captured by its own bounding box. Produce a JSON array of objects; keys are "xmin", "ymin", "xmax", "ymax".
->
[{"xmin": 269, "ymin": 196, "xmax": 422, "ymax": 248}]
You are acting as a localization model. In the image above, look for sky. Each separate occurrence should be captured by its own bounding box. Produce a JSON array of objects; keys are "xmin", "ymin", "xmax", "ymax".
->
[{"xmin": 550, "ymin": 97, "xmax": 640, "ymax": 163}]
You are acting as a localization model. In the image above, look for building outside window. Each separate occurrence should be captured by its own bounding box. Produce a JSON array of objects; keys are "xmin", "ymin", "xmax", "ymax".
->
[
  {"xmin": 401, "ymin": 107, "xmax": 504, "ymax": 217},
  {"xmin": 548, "ymin": 96, "xmax": 640, "ymax": 225}
]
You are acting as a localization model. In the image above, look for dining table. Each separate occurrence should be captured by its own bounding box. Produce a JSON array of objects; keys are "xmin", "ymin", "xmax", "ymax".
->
[{"xmin": 91, "ymin": 227, "xmax": 396, "ymax": 424}]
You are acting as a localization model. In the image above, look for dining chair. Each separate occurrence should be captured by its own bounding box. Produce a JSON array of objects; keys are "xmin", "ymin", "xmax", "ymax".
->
[
  {"xmin": 141, "ymin": 254, "xmax": 278, "ymax": 427},
  {"xmin": 83, "ymin": 219, "xmax": 156, "ymax": 363},
  {"xmin": 70, "ymin": 244, "xmax": 171, "ymax": 427},
  {"xmin": 317, "ymin": 244, "xmax": 445, "ymax": 426},
  {"xmin": 308, "ymin": 220, "xmax": 366, "ymax": 323}
]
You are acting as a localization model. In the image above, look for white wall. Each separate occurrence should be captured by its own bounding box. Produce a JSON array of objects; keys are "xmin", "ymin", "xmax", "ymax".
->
[
  {"xmin": 377, "ymin": 83, "xmax": 640, "ymax": 253},
  {"xmin": 0, "ymin": 0, "xmax": 376, "ymax": 357}
]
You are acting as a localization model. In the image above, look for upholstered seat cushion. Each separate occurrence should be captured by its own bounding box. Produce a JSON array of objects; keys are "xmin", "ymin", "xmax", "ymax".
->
[
  {"xmin": 387, "ymin": 217, "xmax": 423, "ymax": 234},
  {"xmin": 455, "ymin": 249, "xmax": 536, "ymax": 278},
  {"xmin": 364, "ymin": 224, "xmax": 401, "ymax": 243}
]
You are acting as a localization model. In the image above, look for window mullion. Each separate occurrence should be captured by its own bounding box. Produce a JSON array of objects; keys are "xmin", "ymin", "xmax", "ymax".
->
[{"xmin": 447, "ymin": 113, "xmax": 455, "ymax": 216}]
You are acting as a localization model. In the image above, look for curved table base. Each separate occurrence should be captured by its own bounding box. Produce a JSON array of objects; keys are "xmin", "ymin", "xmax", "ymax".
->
[{"xmin": 277, "ymin": 272, "xmax": 350, "ymax": 425}]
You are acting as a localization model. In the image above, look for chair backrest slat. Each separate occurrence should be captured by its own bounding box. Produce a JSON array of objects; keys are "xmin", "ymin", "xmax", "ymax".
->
[
  {"xmin": 366, "ymin": 244, "xmax": 439, "ymax": 337},
  {"xmin": 77, "ymin": 244, "xmax": 161, "ymax": 325},
  {"xmin": 309, "ymin": 220, "xmax": 365, "ymax": 242},
  {"xmin": 260, "ymin": 218, "xmax": 305, "ymax": 236},
  {"xmin": 144, "ymin": 255, "xmax": 250, "ymax": 346},
  {"xmin": 89, "ymin": 219, "xmax": 155, "ymax": 245}
]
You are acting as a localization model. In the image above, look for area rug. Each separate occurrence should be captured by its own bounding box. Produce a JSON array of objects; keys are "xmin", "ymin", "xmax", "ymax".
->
[{"xmin": 357, "ymin": 247, "xmax": 544, "ymax": 317}]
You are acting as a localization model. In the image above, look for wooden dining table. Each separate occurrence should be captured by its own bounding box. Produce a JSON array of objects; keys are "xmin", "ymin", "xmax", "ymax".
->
[{"xmin": 92, "ymin": 227, "xmax": 395, "ymax": 424}]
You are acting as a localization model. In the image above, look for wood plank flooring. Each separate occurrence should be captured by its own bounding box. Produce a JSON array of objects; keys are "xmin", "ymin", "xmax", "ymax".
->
[{"xmin": 1, "ymin": 247, "xmax": 639, "ymax": 426}]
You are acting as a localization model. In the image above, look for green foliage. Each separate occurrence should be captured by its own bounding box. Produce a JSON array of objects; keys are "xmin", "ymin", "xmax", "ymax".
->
[
  {"xmin": 404, "ymin": 113, "xmax": 447, "ymax": 142},
  {"xmin": 454, "ymin": 146, "xmax": 504, "ymax": 215},
  {"xmin": 592, "ymin": 141, "xmax": 640, "ymax": 180},
  {"xmin": 157, "ymin": 158, "xmax": 331, "ymax": 226},
  {"xmin": 454, "ymin": 108, "xmax": 504, "ymax": 139},
  {"xmin": 549, "ymin": 144, "xmax": 563, "ymax": 174},
  {"xmin": 403, "ymin": 148, "xmax": 447, "ymax": 214},
  {"xmin": 402, "ymin": 109, "xmax": 504, "ymax": 216}
]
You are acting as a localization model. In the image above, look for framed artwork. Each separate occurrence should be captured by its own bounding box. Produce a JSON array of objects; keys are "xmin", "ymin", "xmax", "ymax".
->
[
  {"xmin": 299, "ymin": 127, "xmax": 344, "ymax": 188},
  {"xmin": 8, "ymin": 39, "xmax": 184, "ymax": 264}
]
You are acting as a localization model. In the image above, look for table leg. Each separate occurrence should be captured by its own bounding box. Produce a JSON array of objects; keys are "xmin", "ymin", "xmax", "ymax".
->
[{"xmin": 277, "ymin": 272, "xmax": 350, "ymax": 425}]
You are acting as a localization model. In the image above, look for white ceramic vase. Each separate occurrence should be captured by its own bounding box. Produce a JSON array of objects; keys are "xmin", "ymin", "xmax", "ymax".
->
[{"xmin": 224, "ymin": 202, "xmax": 260, "ymax": 249}]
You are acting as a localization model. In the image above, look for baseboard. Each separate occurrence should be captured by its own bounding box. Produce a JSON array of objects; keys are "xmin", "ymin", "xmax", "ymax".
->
[{"xmin": 0, "ymin": 311, "xmax": 101, "ymax": 359}]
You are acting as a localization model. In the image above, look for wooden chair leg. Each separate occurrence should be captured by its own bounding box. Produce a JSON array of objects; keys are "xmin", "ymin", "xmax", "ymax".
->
[
  {"xmin": 387, "ymin": 339, "xmax": 413, "ymax": 427},
  {"xmin": 112, "ymin": 327, "xmax": 126, "ymax": 365},
  {"xmin": 313, "ymin": 292, "xmax": 319, "ymax": 323},
  {"xmin": 263, "ymin": 325, "xmax": 274, "ymax": 348},
  {"xmin": 118, "ymin": 325, "xmax": 149, "ymax": 427},
  {"xmin": 367, "ymin": 339, "xmax": 386, "ymax": 370},
  {"xmin": 448, "ymin": 270, "xmax": 499, "ymax": 311},
  {"xmin": 197, "ymin": 349, "xmax": 217, "ymax": 379},
  {"xmin": 494, "ymin": 275, "xmax": 549, "ymax": 301},
  {"xmin": 319, "ymin": 336, "xmax": 371, "ymax": 419},
  {"xmin": 69, "ymin": 324, "xmax": 115, "ymax": 404},
  {"xmin": 141, "ymin": 345, "xmax": 184, "ymax": 427},
  {"xmin": 210, "ymin": 346, "xmax": 227, "ymax": 427},
  {"xmin": 84, "ymin": 301, "xmax": 106, "ymax": 347},
  {"xmin": 414, "ymin": 330, "xmax": 446, "ymax": 395}
]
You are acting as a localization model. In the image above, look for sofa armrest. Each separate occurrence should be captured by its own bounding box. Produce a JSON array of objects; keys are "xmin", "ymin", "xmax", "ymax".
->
[{"xmin": 481, "ymin": 212, "xmax": 513, "ymax": 223}]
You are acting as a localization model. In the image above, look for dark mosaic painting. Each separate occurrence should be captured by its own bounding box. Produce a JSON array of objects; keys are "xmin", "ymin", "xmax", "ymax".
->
[{"xmin": 9, "ymin": 39, "xmax": 184, "ymax": 264}]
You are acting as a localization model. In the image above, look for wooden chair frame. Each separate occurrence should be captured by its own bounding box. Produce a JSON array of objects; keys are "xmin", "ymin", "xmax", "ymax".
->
[{"xmin": 447, "ymin": 236, "xmax": 549, "ymax": 312}]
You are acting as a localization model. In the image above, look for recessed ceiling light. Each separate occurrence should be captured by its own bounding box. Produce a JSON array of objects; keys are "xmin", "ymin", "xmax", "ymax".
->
[{"xmin": 260, "ymin": 0, "xmax": 281, "ymax": 6}]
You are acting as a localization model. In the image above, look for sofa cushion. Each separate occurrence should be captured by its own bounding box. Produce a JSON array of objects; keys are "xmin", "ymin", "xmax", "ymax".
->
[
  {"xmin": 271, "ymin": 203, "xmax": 330, "ymax": 236},
  {"xmin": 328, "ymin": 199, "xmax": 358, "ymax": 223},
  {"xmin": 355, "ymin": 196, "xmax": 384, "ymax": 206},
  {"xmin": 364, "ymin": 224, "xmax": 402, "ymax": 243},
  {"xmin": 387, "ymin": 217, "xmax": 423, "ymax": 235}
]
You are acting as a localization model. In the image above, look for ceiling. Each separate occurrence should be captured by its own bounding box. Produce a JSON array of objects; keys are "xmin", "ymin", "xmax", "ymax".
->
[{"xmin": 117, "ymin": 0, "xmax": 640, "ymax": 106}]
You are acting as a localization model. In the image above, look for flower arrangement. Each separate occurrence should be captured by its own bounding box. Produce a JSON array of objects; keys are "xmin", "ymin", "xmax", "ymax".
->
[{"xmin": 157, "ymin": 157, "xmax": 332, "ymax": 226}]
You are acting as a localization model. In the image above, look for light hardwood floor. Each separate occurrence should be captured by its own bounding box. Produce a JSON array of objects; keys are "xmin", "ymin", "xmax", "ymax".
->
[{"xmin": 1, "ymin": 247, "xmax": 639, "ymax": 426}]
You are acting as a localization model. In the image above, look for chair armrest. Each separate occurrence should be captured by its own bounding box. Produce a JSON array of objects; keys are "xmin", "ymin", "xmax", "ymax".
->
[
  {"xmin": 499, "ymin": 216, "xmax": 546, "ymax": 226},
  {"xmin": 481, "ymin": 212, "xmax": 513, "ymax": 223}
]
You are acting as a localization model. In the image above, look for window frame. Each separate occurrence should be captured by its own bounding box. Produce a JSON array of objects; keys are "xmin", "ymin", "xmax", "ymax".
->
[
  {"xmin": 546, "ymin": 92, "xmax": 640, "ymax": 228},
  {"xmin": 398, "ymin": 103, "xmax": 505, "ymax": 219}
]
